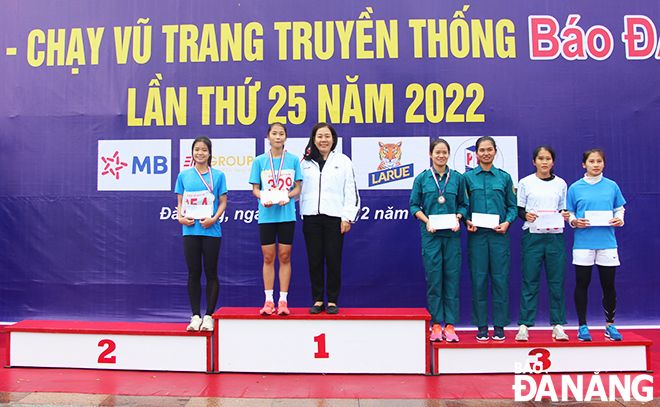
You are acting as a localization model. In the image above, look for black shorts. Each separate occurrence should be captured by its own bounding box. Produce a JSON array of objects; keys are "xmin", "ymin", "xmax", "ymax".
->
[{"xmin": 258, "ymin": 221, "xmax": 296, "ymax": 246}]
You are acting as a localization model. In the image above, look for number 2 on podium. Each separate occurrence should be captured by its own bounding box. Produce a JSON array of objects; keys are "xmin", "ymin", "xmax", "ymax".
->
[
  {"xmin": 98, "ymin": 339, "xmax": 117, "ymax": 364},
  {"xmin": 314, "ymin": 333, "xmax": 329, "ymax": 358}
]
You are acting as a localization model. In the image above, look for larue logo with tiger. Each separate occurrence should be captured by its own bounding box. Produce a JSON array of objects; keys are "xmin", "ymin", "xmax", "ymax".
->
[
  {"xmin": 369, "ymin": 141, "xmax": 414, "ymax": 187},
  {"xmin": 377, "ymin": 142, "xmax": 402, "ymax": 170}
]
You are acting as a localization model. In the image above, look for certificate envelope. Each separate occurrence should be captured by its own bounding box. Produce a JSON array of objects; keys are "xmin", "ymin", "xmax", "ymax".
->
[
  {"xmin": 533, "ymin": 212, "xmax": 564, "ymax": 229},
  {"xmin": 585, "ymin": 210, "xmax": 613, "ymax": 226},
  {"xmin": 182, "ymin": 191, "xmax": 214, "ymax": 219},
  {"xmin": 429, "ymin": 214, "xmax": 457, "ymax": 230},
  {"xmin": 472, "ymin": 213, "xmax": 500, "ymax": 229},
  {"xmin": 261, "ymin": 189, "xmax": 288, "ymax": 204},
  {"xmin": 184, "ymin": 204, "xmax": 213, "ymax": 220}
]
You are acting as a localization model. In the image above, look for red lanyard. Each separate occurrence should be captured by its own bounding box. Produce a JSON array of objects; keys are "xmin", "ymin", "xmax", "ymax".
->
[
  {"xmin": 194, "ymin": 166, "xmax": 213, "ymax": 193},
  {"xmin": 268, "ymin": 150, "xmax": 286, "ymax": 189},
  {"xmin": 430, "ymin": 167, "xmax": 450, "ymax": 196}
]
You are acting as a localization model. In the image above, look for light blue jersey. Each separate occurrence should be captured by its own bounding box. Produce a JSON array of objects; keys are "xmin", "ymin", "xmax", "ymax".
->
[
  {"xmin": 567, "ymin": 177, "xmax": 626, "ymax": 250},
  {"xmin": 249, "ymin": 152, "xmax": 302, "ymax": 224},
  {"xmin": 175, "ymin": 168, "xmax": 228, "ymax": 237}
]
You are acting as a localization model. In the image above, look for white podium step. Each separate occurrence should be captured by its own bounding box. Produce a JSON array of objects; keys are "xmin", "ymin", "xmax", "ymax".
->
[
  {"xmin": 212, "ymin": 307, "xmax": 431, "ymax": 374},
  {"xmin": 5, "ymin": 320, "xmax": 213, "ymax": 372},
  {"xmin": 432, "ymin": 329, "xmax": 652, "ymax": 375}
]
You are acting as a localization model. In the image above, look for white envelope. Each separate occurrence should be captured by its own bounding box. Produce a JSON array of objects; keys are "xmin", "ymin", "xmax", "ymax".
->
[
  {"xmin": 429, "ymin": 214, "xmax": 458, "ymax": 230},
  {"xmin": 183, "ymin": 204, "xmax": 213, "ymax": 220},
  {"xmin": 472, "ymin": 213, "xmax": 500, "ymax": 229},
  {"xmin": 182, "ymin": 190, "xmax": 214, "ymax": 219},
  {"xmin": 585, "ymin": 210, "xmax": 614, "ymax": 226},
  {"xmin": 261, "ymin": 189, "xmax": 289, "ymax": 204},
  {"xmin": 532, "ymin": 212, "xmax": 565, "ymax": 230}
]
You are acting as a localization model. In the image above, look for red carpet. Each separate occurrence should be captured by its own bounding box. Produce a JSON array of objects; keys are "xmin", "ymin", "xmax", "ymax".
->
[{"xmin": 1, "ymin": 328, "xmax": 657, "ymax": 399}]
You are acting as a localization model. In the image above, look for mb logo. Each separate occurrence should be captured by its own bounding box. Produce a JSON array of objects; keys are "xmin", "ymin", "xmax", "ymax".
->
[
  {"xmin": 98, "ymin": 139, "xmax": 171, "ymax": 191},
  {"xmin": 132, "ymin": 155, "xmax": 168, "ymax": 174}
]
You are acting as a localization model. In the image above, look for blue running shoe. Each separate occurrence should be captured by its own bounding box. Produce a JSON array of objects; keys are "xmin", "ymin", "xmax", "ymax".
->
[
  {"xmin": 605, "ymin": 324, "xmax": 623, "ymax": 341},
  {"xmin": 476, "ymin": 326, "xmax": 489, "ymax": 341},
  {"xmin": 578, "ymin": 325, "xmax": 592, "ymax": 341},
  {"xmin": 493, "ymin": 326, "xmax": 506, "ymax": 341}
]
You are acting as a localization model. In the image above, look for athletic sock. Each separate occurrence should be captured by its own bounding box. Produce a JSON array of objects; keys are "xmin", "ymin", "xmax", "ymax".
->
[
  {"xmin": 279, "ymin": 292, "xmax": 288, "ymax": 303},
  {"xmin": 265, "ymin": 290, "xmax": 274, "ymax": 303}
]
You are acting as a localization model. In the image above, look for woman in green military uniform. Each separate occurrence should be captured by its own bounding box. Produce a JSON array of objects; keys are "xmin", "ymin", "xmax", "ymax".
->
[
  {"xmin": 410, "ymin": 138, "xmax": 467, "ymax": 342},
  {"xmin": 463, "ymin": 136, "xmax": 517, "ymax": 341}
]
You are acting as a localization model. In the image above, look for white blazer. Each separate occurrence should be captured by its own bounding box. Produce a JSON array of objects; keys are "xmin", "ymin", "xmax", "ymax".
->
[{"xmin": 300, "ymin": 150, "xmax": 361, "ymax": 222}]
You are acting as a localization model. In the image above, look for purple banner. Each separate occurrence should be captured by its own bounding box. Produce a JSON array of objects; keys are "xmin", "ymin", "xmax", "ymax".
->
[{"xmin": 0, "ymin": 1, "xmax": 658, "ymax": 326}]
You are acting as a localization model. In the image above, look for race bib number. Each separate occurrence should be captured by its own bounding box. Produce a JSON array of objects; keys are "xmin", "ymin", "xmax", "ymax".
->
[
  {"xmin": 261, "ymin": 169, "xmax": 295, "ymax": 191},
  {"xmin": 182, "ymin": 191, "xmax": 214, "ymax": 219}
]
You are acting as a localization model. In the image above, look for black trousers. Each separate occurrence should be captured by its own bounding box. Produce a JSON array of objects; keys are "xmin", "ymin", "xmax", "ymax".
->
[
  {"xmin": 183, "ymin": 235, "xmax": 221, "ymax": 316},
  {"xmin": 303, "ymin": 215, "xmax": 345, "ymax": 304},
  {"xmin": 574, "ymin": 265, "xmax": 617, "ymax": 326}
]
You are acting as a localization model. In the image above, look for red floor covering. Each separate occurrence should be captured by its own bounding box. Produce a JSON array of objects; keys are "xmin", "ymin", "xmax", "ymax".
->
[{"xmin": 1, "ymin": 328, "xmax": 658, "ymax": 399}]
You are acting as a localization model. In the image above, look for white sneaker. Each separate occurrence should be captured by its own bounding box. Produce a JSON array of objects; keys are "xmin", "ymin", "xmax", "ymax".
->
[
  {"xmin": 515, "ymin": 324, "xmax": 529, "ymax": 341},
  {"xmin": 187, "ymin": 315, "xmax": 202, "ymax": 331},
  {"xmin": 201, "ymin": 315, "xmax": 214, "ymax": 331},
  {"xmin": 552, "ymin": 324, "xmax": 569, "ymax": 341}
]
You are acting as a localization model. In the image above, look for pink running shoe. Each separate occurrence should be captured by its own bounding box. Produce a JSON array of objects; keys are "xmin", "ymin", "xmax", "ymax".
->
[
  {"xmin": 277, "ymin": 301, "xmax": 290, "ymax": 315},
  {"xmin": 430, "ymin": 323, "xmax": 443, "ymax": 342},
  {"xmin": 443, "ymin": 325, "xmax": 460, "ymax": 342},
  {"xmin": 260, "ymin": 301, "xmax": 275, "ymax": 316}
]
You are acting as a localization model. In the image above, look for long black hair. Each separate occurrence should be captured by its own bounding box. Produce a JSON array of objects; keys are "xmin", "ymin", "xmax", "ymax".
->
[
  {"xmin": 303, "ymin": 122, "xmax": 338, "ymax": 161},
  {"xmin": 192, "ymin": 136, "xmax": 212, "ymax": 166},
  {"xmin": 267, "ymin": 122, "xmax": 288, "ymax": 137},
  {"xmin": 582, "ymin": 148, "xmax": 605, "ymax": 164},
  {"xmin": 533, "ymin": 145, "xmax": 556, "ymax": 175},
  {"xmin": 430, "ymin": 138, "xmax": 450, "ymax": 154},
  {"xmin": 475, "ymin": 136, "xmax": 497, "ymax": 151}
]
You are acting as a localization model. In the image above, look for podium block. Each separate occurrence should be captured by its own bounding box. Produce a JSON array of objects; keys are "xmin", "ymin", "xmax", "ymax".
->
[
  {"xmin": 213, "ymin": 308, "xmax": 431, "ymax": 374},
  {"xmin": 432, "ymin": 329, "xmax": 652, "ymax": 375},
  {"xmin": 5, "ymin": 320, "xmax": 213, "ymax": 372}
]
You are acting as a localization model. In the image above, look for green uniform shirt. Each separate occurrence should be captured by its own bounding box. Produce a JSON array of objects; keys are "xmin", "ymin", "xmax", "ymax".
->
[
  {"xmin": 410, "ymin": 167, "xmax": 468, "ymax": 237},
  {"xmin": 464, "ymin": 165, "xmax": 517, "ymax": 227}
]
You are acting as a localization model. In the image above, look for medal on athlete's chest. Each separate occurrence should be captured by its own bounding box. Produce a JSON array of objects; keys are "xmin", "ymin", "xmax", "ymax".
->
[{"xmin": 431, "ymin": 167, "xmax": 450, "ymax": 205}]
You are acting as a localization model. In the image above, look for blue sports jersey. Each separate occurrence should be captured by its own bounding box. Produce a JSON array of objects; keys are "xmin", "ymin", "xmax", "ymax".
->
[
  {"xmin": 175, "ymin": 168, "xmax": 228, "ymax": 237},
  {"xmin": 249, "ymin": 151, "xmax": 302, "ymax": 224},
  {"xmin": 567, "ymin": 177, "xmax": 626, "ymax": 250}
]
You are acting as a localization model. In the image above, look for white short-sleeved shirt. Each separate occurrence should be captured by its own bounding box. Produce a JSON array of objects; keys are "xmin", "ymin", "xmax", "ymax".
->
[{"xmin": 517, "ymin": 174, "xmax": 567, "ymax": 234}]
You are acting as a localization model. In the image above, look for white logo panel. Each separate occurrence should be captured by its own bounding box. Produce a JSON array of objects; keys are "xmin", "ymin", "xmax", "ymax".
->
[
  {"xmin": 446, "ymin": 136, "xmax": 519, "ymax": 187},
  {"xmin": 98, "ymin": 140, "xmax": 171, "ymax": 191},
  {"xmin": 352, "ymin": 137, "xmax": 429, "ymax": 190},
  {"xmin": 180, "ymin": 138, "xmax": 255, "ymax": 191}
]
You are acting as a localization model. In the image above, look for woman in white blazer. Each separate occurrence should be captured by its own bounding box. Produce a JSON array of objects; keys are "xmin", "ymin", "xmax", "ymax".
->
[{"xmin": 300, "ymin": 122, "xmax": 360, "ymax": 315}]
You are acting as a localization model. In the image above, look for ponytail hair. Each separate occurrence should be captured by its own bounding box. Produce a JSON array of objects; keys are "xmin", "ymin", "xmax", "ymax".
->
[{"xmin": 533, "ymin": 145, "xmax": 556, "ymax": 174}]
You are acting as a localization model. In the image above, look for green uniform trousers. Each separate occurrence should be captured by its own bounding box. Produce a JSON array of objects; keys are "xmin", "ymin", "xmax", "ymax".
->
[
  {"xmin": 517, "ymin": 230, "xmax": 567, "ymax": 326},
  {"xmin": 467, "ymin": 230, "xmax": 511, "ymax": 327},
  {"xmin": 421, "ymin": 233, "xmax": 461, "ymax": 325}
]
